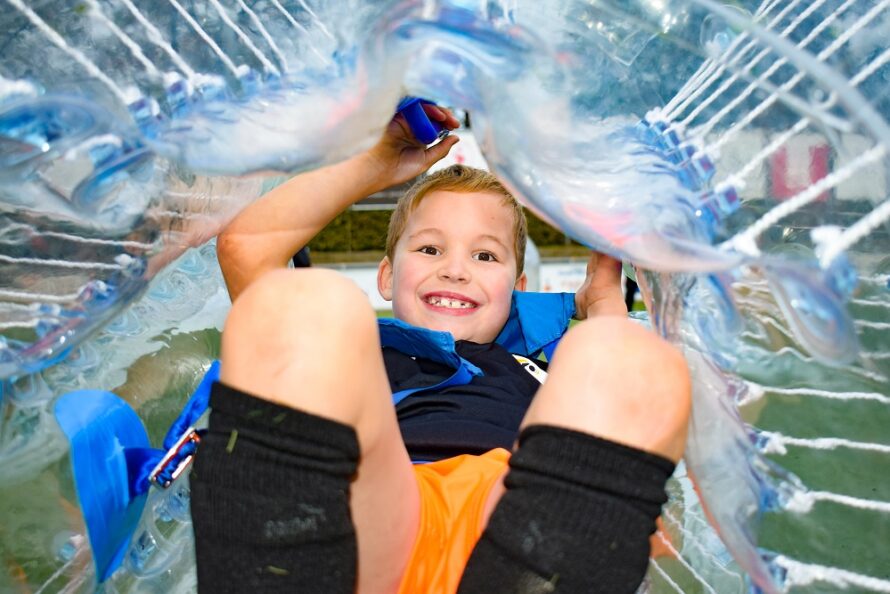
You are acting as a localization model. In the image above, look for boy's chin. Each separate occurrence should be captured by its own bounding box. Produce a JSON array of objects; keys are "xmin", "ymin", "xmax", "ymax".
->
[
  {"xmin": 400, "ymin": 310, "xmax": 502, "ymax": 343},
  {"xmin": 434, "ymin": 322, "xmax": 496, "ymax": 344}
]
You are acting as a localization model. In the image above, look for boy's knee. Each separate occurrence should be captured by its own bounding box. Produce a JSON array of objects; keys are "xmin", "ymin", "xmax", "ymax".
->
[
  {"xmin": 559, "ymin": 317, "xmax": 688, "ymax": 381},
  {"xmin": 219, "ymin": 269, "xmax": 382, "ymax": 421},
  {"xmin": 527, "ymin": 317, "xmax": 691, "ymax": 463}
]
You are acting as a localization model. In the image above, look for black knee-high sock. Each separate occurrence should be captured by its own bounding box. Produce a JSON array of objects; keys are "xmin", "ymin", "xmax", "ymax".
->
[
  {"xmin": 190, "ymin": 382, "xmax": 360, "ymax": 594},
  {"xmin": 458, "ymin": 425, "xmax": 675, "ymax": 594}
]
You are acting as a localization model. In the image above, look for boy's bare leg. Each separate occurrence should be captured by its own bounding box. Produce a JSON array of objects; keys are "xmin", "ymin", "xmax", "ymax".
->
[
  {"xmin": 193, "ymin": 268, "xmax": 419, "ymax": 593},
  {"xmin": 462, "ymin": 317, "xmax": 691, "ymax": 593}
]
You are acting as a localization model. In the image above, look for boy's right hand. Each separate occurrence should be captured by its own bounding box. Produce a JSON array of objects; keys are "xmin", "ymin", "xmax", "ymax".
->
[
  {"xmin": 365, "ymin": 104, "xmax": 461, "ymax": 187},
  {"xmin": 574, "ymin": 252, "xmax": 628, "ymax": 320}
]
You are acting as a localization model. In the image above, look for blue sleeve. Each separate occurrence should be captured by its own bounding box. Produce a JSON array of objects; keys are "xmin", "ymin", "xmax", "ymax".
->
[{"xmin": 495, "ymin": 291, "xmax": 575, "ymax": 358}]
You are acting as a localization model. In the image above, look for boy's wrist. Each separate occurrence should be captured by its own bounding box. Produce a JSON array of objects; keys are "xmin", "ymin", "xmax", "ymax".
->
[
  {"xmin": 336, "ymin": 151, "xmax": 398, "ymax": 199},
  {"xmin": 353, "ymin": 148, "xmax": 397, "ymax": 194},
  {"xmin": 574, "ymin": 293, "xmax": 627, "ymax": 320},
  {"xmin": 586, "ymin": 300, "xmax": 628, "ymax": 318}
]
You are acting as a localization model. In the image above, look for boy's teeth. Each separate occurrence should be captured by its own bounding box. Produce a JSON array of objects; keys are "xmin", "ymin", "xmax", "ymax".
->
[{"xmin": 430, "ymin": 296, "xmax": 473, "ymax": 309}]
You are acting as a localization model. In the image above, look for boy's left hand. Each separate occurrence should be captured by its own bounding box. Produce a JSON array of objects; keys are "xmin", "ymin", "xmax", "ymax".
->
[{"xmin": 574, "ymin": 252, "xmax": 627, "ymax": 320}]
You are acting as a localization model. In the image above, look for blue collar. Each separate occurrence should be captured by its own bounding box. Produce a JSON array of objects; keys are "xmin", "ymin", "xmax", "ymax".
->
[{"xmin": 496, "ymin": 291, "xmax": 575, "ymax": 358}]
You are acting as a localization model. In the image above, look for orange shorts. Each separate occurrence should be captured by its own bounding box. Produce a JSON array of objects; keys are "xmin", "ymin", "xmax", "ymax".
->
[{"xmin": 397, "ymin": 448, "xmax": 510, "ymax": 594}]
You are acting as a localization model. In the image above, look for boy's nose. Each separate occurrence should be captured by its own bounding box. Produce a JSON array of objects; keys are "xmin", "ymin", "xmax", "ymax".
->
[{"xmin": 438, "ymin": 258, "xmax": 470, "ymax": 283}]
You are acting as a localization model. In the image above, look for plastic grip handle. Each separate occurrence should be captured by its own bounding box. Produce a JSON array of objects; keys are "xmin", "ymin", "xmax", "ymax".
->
[{"xmin": 396, "ymin": 97, "xmax": 446, "ymax": 144}]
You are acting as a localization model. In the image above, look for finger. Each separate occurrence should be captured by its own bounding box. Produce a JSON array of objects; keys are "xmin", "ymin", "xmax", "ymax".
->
[
  {"xmin": 425, "ymin": 134, "xmax": 460, "ymax": 164},
  {"xmin": 443, "ymin": 111, "xmax": 461, "ymax": 130},
  {"xmin": 599, "ymin": 253, "xmax": 622, "ymax": 268},
  {"xmin": 441, "ymin": 109, "xmax": 461, "ymax": 130},
  {"xmin": 590, "ymin": 252, "xmax": 621, "ymax": 272},
  {"xmin": 424, "ymin": 103, "xmax": 446, "ymax": 120},
  {"xmin": 586, "ymin": 251, "xmax": 599, "ymax": 276},
  {"xmin": 600, "ymin": 254, "xmax": 623, "ymax": 278},
  {"xmin": 423, "ymin": 104, "xmax": 461, "ymax": 130}
]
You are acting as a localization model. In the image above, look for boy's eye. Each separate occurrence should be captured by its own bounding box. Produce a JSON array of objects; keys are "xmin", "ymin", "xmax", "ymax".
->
[
  {"xmin": 473, "ymin": 251, "xmax": 498, "ymax": 262},
  {"xmin": 418, "ymin": 246, "xmax": 440, "ymax": 256}
]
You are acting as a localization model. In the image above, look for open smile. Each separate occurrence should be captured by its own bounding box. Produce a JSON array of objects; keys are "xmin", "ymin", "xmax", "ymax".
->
[{"xmin": 422, "ymin": 292, "xmax": 479, "ymax": 313}]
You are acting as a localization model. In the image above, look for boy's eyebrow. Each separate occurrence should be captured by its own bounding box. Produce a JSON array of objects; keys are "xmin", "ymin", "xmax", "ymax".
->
[
  {"xmin": 478, "ymin": 234, "xmax": 511, "ymax": 251},
  {"xmin": 408, "ymin": 228, "xmax": 511, "ymax": 251},
  {"xmin": 407, "ymin": 228, "xmax": 444, "ymax": 240}
]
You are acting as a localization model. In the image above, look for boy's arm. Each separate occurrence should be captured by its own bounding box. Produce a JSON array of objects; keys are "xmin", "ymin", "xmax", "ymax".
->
[
  {"xmin": 217, "ymin": 154, "xmax": 391, "ymax": 301},
  {"xmin": 573, "ymin": 252, "xmax": 628, "ymax": 319},
  {"xmin": 217, "ymin": 106, "xmax": 460, "ymax": 301}
]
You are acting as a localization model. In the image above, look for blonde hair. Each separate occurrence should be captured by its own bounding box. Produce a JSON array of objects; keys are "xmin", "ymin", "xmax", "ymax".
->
[{"xmin": 385, "ymin": 165, "xmax": 527, "ymax": 275}]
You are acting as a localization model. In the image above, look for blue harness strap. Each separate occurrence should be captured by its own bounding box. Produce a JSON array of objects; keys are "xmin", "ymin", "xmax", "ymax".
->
[
  {"xmin": 132, "ymin": 360, "xmax": 221, "ymax": 490},
  {"xmin": 53, "ymin": 361, "xmax": 220, "ymax": 583},
  {"xmin": 390, "ymin": 362, "xmax": 476, "ymax": 406},
  {"xmin": 163, "ymin": 360, "xmax": 220, "ymax": 451},
  {"xmin": 54, "ymin": 390, "xmax": 151, "ymax": 582}
]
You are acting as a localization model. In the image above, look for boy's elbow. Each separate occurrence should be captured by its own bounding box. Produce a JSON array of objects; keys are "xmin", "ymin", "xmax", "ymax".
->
[
  {"xmin": 216, "ymin": 228, "xmax": 246, "ymax": 278},
  {"xmin": 216, "ymin": 227, "xmax": 241, "ymax": 265},
  {"xmin": 216, "ymin": 229, "xmax": 266, "ymax": 301}
]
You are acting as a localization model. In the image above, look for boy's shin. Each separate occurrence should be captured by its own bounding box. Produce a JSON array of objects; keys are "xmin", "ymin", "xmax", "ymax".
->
[
  {"xmin": 190, "ymin": 382, "xmax": 360, "ymax": 594},
  {"xmin": 457, "ymin": 424, "xmax": 675, "ymax": 594}
]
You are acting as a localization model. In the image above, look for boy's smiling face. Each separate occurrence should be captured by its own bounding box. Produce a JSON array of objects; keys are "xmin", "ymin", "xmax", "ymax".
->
[{"xmin": 377, "ymin": 190, "xmax": 526, "ymax": 343}]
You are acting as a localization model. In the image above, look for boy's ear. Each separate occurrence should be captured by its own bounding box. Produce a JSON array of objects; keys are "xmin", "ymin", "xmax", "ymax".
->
[
  {"xmin": 377, "ymin": 257, "xmax": 394, "ymax": 301},
  {"xmin": 514, "ymin": 272, "xmax": 527, "ymax": 292}
]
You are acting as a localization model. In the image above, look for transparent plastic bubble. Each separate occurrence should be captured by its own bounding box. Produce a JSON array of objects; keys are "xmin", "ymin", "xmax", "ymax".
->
[{"xmin": 2, "ymin": 2, "xmax": 890, "ymax": 593}]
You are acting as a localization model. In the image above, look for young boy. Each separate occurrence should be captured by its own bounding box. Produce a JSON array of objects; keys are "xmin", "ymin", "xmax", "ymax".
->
[{"xmin": 190, "ymin": 106, "xmax": 691, "ymax": 593}]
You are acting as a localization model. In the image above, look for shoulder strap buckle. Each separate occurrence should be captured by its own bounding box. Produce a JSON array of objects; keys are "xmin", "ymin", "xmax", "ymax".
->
[{"xmin": 148, "ymin": 426, "xmax": 201, "ymax": 489}]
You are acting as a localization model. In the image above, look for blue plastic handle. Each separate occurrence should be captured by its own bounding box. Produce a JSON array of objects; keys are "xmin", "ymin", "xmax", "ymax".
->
[{"xmin": 396, "ymin": 97, "xmax": 447, "ymax": 144}]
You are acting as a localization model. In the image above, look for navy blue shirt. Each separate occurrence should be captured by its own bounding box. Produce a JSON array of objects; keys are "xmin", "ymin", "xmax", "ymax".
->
[{"xmin": 385, "ymin": 341, "xmax": 546, "ymax": 462}]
